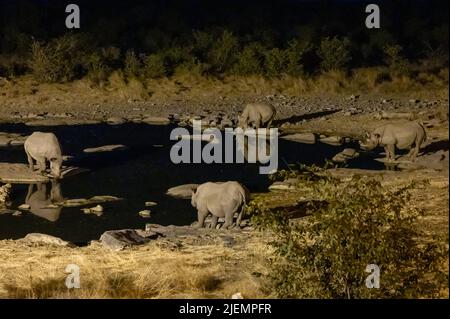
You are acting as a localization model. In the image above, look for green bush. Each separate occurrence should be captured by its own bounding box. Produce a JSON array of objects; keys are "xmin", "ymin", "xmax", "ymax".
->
[
  {"xmin": 264, "ymin": 48, "xmax": 286, "ymax": 77},
  {"xmin": 29, "ymin": 34, "xmax": 83, "ymax": 83},
  {"xmin": 123, "ymin": 50, "xmax": 142, "ymax": 79},
  {"xmin": 143, "ymin": 53, "xmax": 167, "ymax": 78},
  {"xmin": 231, "ymin": 42, "xmax": 264, "ymax": 75},
  {"xmin": 383, "ymin": 44, "xmax": 411, "ymax": 76},
  {"xmin": 318, "ymin": 36, "xmax": 352, "ymax": 72},
  {"xmin": 285, "ymin": 39, "xmax": 313, "ymax": 76},
  {"xmin": 207, "ymin": 30, "xmax": 238, "ymax": 73},
  {"xmin": 83, "ymin": 46, "xmax": 121, "ymax": 86},
  {"xmin": 251, "ymin": 173, "xmax": 447, "ymax": 298}
]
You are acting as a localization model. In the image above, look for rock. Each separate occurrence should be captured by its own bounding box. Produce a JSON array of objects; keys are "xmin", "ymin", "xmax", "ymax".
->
[
  {"xmin": 83, "ymin": 144, "xmax": 128, "ymax": 153},
  {"xmin": 319, "ymin": 136, "xmax": 343, "ymax": 146},
  {"xmin": 145, "ymin": 201, "xmax": 157, "ymax": 207},
  {"xmin": 139, "ymin": 210, "xmax": 151, "ymax": 218},
  {"xmin": 409, "ymin": 99, "xmax": 420, "ymax": 104},
  {"xmin": 332, "ymin": 148, "xmax": 359, "ymax": 163},
  {"xmin": 62, "ymin": 195, "xmax": 122, "ymax": 207},
  {"xmin": 18, "ymin": 204, "xmax": 31, "ymax": 210},
  {"xmin": 25, "ymin": 119, "xmax": 101, "ymax": 126},
  {"xmin": 100, "ymin": 229, "xmax": 151, "ymax": 251},
  {"xmin": 141, "ymin": 116, "xmax": 171, "ymax": 125},
  {"xmin": 269, "ymin": 181, "xmax": 296, "ymax": 190},
  {"xmin": 166, "ymin": 184, "xmax": 199, "ymax": 199},
  {"xmin": 106, "ymin": 117, "xmax": 126, "ymax": 125},
  {"xmin": 0, "ymin": 133, "xmax": 28, "ymax": 147},
  {"xmin": 23, "ymin": 233, "xmax": 75, "ymax": 247},
  {"xmin": 232, "ymin": 292, "xmax": 244, "ymax": 299},
  {"xmin": 280, "ymin": 133, "xmax": 316, "ymax": 144},
  {"xmin": 82, "ymin": 205, "xmax": 104, "ymax": 216},
  {"xmin": 12, "ymin": 211, "xmax": 22, "ymax": 216},
  {"xmin": 0, "ymin": 163, "xmax": 88, "ymax": 184}
]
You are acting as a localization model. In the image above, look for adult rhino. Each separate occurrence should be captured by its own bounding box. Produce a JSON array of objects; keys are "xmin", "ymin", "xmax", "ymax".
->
[
  {"xmin": 24, "ymin": 132, "xmax": 63, "ymax": 178},
  {"xmin": 238, "ymin": 102, "xmax": 276, "ymax": 129},
  {"xmin": 191, "ymin": 181, "xmax": 249, "ymax": 229},
  {"xmin": 360, "ymin": 122, "xmax": 427, "ymax": 161}
]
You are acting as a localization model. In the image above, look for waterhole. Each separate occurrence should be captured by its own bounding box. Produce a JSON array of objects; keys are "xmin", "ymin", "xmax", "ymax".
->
[{"xmin": 0, "ymin": 123, "xmax": 383, "ymax": 244}]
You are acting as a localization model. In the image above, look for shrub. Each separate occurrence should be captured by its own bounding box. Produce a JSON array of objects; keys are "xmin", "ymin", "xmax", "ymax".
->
[
  {"xmin": 232, "ymin": 42, "xmax": 264, "ymax": 75},
  {"xmin": 29, "ymin": 34, "xmax": 83, "ymax": 83},
  {"xmin": 383, "ymin": 44, "xmax": 411, "ymax": 76},
  {"xmin": 264, "ymin": 48, "xmax": 286, "ymax": 77},
  {"xmin": 284, "ymin": 39, "xmax": 313, "ymax": 76},
  {"xmin": 142, "ymin": 53, "xmax": 167, "ymax": 78},
  {"xmin": 83, "ymin": 46, "xmax": 121, "ymax": 86},
  {"xmin": 207, "ymin": 30, "xmax": 238, "ymax": 73},
  {"xmin": 123, "ymin": 50, "xmax": 142, "ymax": 79},
  {"xmin": 318, "ymin": 36, "xmax": 352, "ymax": 72},
  {"xmin": 251, "ymin": 173, "xmax": 448, "ymax": 298}
]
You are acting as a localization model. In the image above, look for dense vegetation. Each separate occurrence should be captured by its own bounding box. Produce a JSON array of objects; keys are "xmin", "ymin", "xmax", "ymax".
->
[
  {"xmin": 249, "ymin": 168, "xmax": 448, "ymax": 298},
  {"xmin": 0, "ymin": 0, "xmax": 448, "ymax": 85}
]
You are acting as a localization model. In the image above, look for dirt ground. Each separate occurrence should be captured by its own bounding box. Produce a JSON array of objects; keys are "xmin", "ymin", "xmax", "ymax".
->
[{"xmin": 0, "ymin": 76, "xmax": 448, "ymax": 298}]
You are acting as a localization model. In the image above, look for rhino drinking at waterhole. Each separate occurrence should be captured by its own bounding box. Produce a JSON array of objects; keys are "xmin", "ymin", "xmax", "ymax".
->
[
  {"xmin": 238, "ymin": 102, "xmax": 276, "ymax": 129},
  {"xmin": 24, "ymin": 132, "xmax": 63, "ymax": 178},
  {"xmin": 360, "ymin": 122, "xmax": 427, "ymax": 161},
  {"xmin": 191, "ymin": 181, "xmax": 249, "ymax": 229}
]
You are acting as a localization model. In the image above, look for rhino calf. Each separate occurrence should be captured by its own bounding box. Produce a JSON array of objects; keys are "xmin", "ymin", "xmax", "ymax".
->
[
  {"xmin": 360, "ymin": 122, "xmax": 427, "ymax": 161},
  {"xmin": 24, "ymin": 132, "xmax": 63, "ymax": 178},
  {"xmin": 191, "ymin": 181, "xmax": 249, "ymax": 229},
  {"xmin": 238, "ymin": 102, "xmax": 276, "ymax": 129}
]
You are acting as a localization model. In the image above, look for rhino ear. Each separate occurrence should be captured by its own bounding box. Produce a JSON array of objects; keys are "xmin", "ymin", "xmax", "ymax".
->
[{"xmin": 191, "ymin": 186, "xmax": 198, "ymax": 194}]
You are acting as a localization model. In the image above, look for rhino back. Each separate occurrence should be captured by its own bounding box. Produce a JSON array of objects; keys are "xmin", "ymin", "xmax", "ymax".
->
[
  {"xmin": 381, "ymin": 123, "xmax": 423, "ymax": 149},
  {"xmin": 25, "ymin": 132, "xmax": 62, "ymax": 159}
]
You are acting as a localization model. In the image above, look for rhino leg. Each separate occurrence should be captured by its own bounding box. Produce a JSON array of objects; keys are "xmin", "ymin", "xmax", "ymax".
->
[
  {"xmin": 210, "ymin": 215, "xmax": 219, "ymax": 229},
  {"xmin": 37, "ymin": 158, "xmax": 47, "ymax": 174},
  {"xmin": 194, "ymin": 209, "xmax": 209, "ymax": 228},
  {"xmin": 222, "ymin": 211, "xmax": 234, "ymax": 230},
  {"xmin": 26, "ymin": 150, "xmax": 34, "ymax": 171},
  {"xmin": 385, "ymin": 144, "xmax": 395, "ymax": 161}
]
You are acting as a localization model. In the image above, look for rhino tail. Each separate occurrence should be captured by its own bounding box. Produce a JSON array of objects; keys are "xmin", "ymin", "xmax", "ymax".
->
[
  {"xmin": 236, "ymin": 186, "xmax": 249, "ymax": 228},
  {"xmin": 418, "ymin": 121, "xmax": 427, "ymax": 143}
]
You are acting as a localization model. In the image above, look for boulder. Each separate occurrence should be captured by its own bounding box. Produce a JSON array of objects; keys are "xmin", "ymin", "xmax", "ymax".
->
[
  {"xmin": 23, "ymin": 233, "xmax": 75, "ymax": 247},
  {"xmin": 141, "ymin": 116, "xmax": 171, "ymax": 125},
  {"xmin": 83, "ymin": 144, "xmax": 128, "ymax": 153},
  {"xmin": 0, "ymin": 163, "xmax": 88, "ymax": 184},
  {"xmin": 319, "ymin": 136, "xmax": 343, "ymax": 146},
  {"xmin": 332, "ymin": 148, "xmax": 360, "ymax": 163},
  {"xmin": 100, "ymin": 229, "xmax": 155, "ymax": 251},
  {"xmin": 106, "ymin": 117, "xmax": 126, "ymax": 125},
  {"xmin": 280, "ymin": 133, "xmax": 316, "ymax": 144}
]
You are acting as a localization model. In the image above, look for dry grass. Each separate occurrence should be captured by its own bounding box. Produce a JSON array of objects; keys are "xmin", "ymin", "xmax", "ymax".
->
[{"xmin": 0, "ymin": 235, "xmax": 273, "ymax": 299}]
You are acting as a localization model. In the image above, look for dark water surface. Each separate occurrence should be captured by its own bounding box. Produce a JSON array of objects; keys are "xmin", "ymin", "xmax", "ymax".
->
[{"xmin": 0, "ymin": 123, "xmax": 383, "ymax": 244}]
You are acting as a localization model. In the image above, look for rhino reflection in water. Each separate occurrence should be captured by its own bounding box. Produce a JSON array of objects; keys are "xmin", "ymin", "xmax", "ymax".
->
[{"xmin": 25, "ymin": 180, "xmax": 64, "ymax": 222}]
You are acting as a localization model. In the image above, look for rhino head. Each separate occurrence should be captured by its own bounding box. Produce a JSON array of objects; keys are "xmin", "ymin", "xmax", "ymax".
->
[{"xmin": 359, "ymin": 132, "xmax": 381, "ymax": 151}]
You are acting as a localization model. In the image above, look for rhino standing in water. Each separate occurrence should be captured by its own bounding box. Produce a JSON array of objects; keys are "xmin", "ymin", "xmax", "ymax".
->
[
  {"xmin": 360, "ymin": 122, "xmax": 427, "ymax": 161},
  {"xmin": 24, "ymin": 132, "xmax": 63, "ymax": 178},
  {"xmin": 191, "ymin": 181, "xmax": 249, "ymax": 229},
  {"xmin": 238, "ymin": 102, "xmax": 276, "ymax": 129}
]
